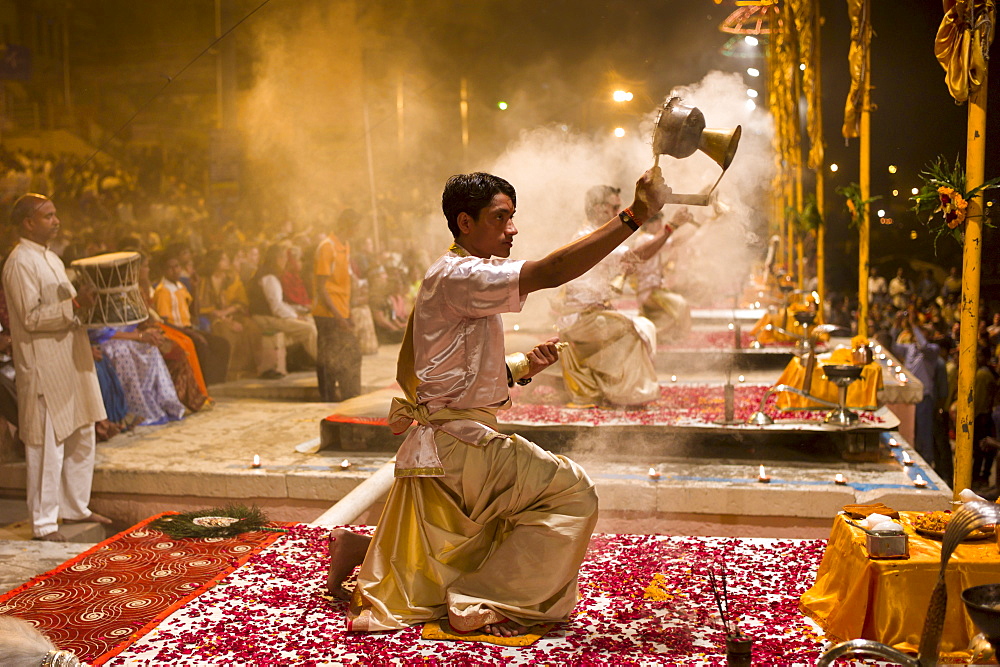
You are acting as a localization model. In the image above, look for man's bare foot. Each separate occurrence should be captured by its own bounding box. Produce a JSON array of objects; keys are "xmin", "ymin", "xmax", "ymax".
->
[
  {"xmin": 483, "ymin": 619, "xmax": 529, "ymax": 637},
  {"xmin": 326, "ymin": 528, "xmax": 372, "ymax": 600}
]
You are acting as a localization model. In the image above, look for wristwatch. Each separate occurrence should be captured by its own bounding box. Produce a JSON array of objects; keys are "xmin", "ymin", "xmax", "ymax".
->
[{"xmin": 619, "ymin": 207, "xmax": 639, "ymax": 231}]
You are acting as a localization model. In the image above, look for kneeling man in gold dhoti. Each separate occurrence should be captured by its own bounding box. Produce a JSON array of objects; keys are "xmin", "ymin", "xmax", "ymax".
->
[{"xmin": 327, "ymin": 169, "xmax": 668, "ymax": 638}]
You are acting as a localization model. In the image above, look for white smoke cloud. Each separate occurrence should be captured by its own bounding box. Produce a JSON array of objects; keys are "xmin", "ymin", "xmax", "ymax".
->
[{"xmin": 490, "ymin": 70, "xmax": 774, "ymax": 330}]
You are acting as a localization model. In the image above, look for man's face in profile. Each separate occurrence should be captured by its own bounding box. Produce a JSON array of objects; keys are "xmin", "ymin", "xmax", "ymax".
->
[
  {"xmin": 24, "ymin": 200, "xmax": 60, "ymax": 246},
  {"xmin": 463, "ymin": 194, "xmax": 517, "ymax": 259}
]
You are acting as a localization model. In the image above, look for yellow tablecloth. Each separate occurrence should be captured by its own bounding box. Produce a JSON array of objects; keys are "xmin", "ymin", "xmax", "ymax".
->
[
  {"xmin": 775, "ymin": 348, "xmax": 882, "ymax": 409},
  {"xmin": 750, "ymin": 303, "xmax": 828, "ymax": 346},
  {"xmin": 800, "ymin": 512, "xmax": 1000, "ymax": 660}
]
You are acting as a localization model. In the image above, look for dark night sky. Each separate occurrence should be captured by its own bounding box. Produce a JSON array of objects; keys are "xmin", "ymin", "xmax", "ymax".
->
[
  {"xmin": 355, "ymin": 0, "xmax": 997, "ymax": 288},
  {"xmin": 70, "ymin": 0, "xmax": 998, "ymax": 295}
]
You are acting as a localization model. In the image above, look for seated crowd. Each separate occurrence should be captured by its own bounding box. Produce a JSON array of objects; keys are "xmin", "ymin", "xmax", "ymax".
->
[
  {"xmin": 829, "ymin": 265, "xmax": 1000, "ymax": 493},
  {"xmin": 0, "ymin": 146, "xmax": 428, "ymax": 444}
]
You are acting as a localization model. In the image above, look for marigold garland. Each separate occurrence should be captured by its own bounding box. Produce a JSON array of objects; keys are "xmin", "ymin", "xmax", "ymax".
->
[
  {"xmin": 911, "ymin": 155, "xmax": 1000, "ymax": 248},
  {"xmin": 836, "ymin": 182, "xmax": 881, "ymax": 229}
]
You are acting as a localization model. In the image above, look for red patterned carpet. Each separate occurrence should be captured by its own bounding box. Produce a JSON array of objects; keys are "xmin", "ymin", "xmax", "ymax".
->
[{"xmin": 0, "ymin": 514, "xmax": 285, "ymax": 664}]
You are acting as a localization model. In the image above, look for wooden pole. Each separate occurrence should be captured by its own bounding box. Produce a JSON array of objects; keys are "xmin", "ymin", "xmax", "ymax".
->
[
  {"xmin": 796, "ymin": 171, "xmax": 804, "ymax": 289},
  {"xmin": 953, "ymin": 66, "xmax": 988, "ymax": 497},
  {"xmin": 460, "ymin": 77, "xmax": 469, "ymax": 166},
  {"xmin": 362, "ymin": 103, "xmax": 381, "ymax": 254},
  {"xmin": 814, "ymin": 1, "xmax": 826, "ymax": 309},
  {"xmin": 857, "ymin": 13, "xmax": 871, "ymax": 339}
]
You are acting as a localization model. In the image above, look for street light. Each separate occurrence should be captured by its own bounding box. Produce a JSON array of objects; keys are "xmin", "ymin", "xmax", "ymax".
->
[
  {"xmin": 612, "ymin": 90, "xmax": 633, "ymax": 102},
  {"xmin": 613, "ymin": 127, "xmax": 626, "ymax": 138},
  {"xmin": 497, "ymin": 101, "xmax": 508, "ymax": 110},
  {"xmin": 830, "ymin": 163, "xmax": 839, "ymax": 172},
  {"xmin": 747, "ymin": 67, "xmax": 760, "ymax": 77},
  {"xmin": 745, "ymin": 35, "xmax": 759, "ymax": 46},
  {"xmin": 888, "ymin": 164, "xmax": 897, "ymax": 174}
]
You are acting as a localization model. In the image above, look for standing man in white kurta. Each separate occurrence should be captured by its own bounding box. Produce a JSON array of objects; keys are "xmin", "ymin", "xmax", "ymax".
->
[{"xmin": 3, "ymin": 194, "xmax": 110, "ymax": 541}]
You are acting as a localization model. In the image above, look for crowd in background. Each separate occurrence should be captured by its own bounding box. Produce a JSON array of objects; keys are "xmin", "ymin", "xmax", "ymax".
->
[
  {"xmin": 0, "ymin": 145, "xmax": 432, "ymax": 442},
  {"xmin": 824, "ymin": 265, "xmax": 1000, "ymax": 494}
]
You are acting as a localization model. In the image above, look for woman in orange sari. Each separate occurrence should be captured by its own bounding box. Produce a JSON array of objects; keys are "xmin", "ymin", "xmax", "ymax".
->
[{"xmin": 136, "ymin": 252, "xmax": 209, "ymax": 409}]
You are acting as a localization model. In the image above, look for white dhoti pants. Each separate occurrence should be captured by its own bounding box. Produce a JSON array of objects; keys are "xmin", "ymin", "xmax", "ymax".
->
[{"xmin": 24, "ymin": 398, "xmax": 97, "ymax": 538}]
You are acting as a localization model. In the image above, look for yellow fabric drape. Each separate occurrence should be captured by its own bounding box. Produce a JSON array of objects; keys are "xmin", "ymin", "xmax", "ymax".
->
[
  {"xmin": 774, "ymin": 348, "xmax": 882, "ymax": 408},
  {"xmin": 935, "ymin": 0, "xmax": 995, "ymax": 103},
  {"xmin": 842, "ymin": 0, "xmax": 870, "ymax": 139},
  {"xmin": 801, "ymin": 513, "xmax": 1000, "ymax": 660},
  {"xmin": 750, "ymin": 301, "xmax": 827, "ymax": 345},
  {"xmin": 798, "ymin": 0, "xmax": 825, "ymax": 172}
]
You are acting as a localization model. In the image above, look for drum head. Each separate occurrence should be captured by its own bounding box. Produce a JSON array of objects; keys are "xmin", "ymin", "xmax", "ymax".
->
[
  {"xmin": 71, "ymin": 252, "xmax": 141, "ymax": 291},
  {"xmin": 71, "ymin": 251, "xmax": 140, "ymax": 267}
]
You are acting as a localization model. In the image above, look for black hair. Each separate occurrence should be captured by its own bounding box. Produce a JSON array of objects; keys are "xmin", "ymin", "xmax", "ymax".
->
[
  {"xmin": 10, "ymin": 193, "xmax": 49, "ymax": 227},
  {"xmin": 441, "ymin": 172, "xmax": 516, "ymax": 239}
]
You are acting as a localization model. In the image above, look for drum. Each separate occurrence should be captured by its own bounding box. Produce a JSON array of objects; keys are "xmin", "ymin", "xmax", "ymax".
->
[{"xmin": 70, "ymin": 251, "xmax": 149, "ymax": 327}]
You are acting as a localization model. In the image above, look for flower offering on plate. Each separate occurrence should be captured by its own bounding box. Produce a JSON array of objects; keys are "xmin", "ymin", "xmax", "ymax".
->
[{"xmin": 910, "ymin": 510, "xmax": 995, "ymax": 541}]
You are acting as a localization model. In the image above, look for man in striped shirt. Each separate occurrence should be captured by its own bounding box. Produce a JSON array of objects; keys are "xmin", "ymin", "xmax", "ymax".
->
[{"xmin": 3, "ymin": 194, "xmax": 109, "ymax": 541}]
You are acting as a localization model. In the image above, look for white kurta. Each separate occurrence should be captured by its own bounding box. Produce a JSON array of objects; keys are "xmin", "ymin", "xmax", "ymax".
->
[{"xmin": 2, "ymin": 237, "xmax": 105, "ymax": 447}]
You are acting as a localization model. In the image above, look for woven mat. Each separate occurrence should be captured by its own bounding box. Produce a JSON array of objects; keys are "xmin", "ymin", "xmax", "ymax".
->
[
  {"xmin": 421, "ymin": 618, "xmax": 554, "ymax": 646},
  {"xmin": 0, "ymin": 513, "xmax": 286, "ymax": 664}
]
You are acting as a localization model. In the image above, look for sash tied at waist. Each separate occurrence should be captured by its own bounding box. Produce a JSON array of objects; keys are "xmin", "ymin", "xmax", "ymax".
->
[{"xmin": 387, "ymin": 397, "xmax": 509, "ymax": 478}]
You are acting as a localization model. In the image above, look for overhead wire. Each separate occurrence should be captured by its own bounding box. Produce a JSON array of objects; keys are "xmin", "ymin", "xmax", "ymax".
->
[{"xmin": 80, "ymin": 0, "xmax": 274, "ymax": 169}]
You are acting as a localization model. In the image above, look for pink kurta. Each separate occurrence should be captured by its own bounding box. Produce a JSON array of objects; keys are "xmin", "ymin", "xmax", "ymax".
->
[{"xmin": 391, "ymin": 247, "xmax": 526, "ymax": 478}]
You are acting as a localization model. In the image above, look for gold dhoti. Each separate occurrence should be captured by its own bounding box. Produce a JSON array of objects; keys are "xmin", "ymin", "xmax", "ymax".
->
[
  {"xmin": 559, "ymin": 309, "xmax": 658, "ymax": 407},
  {"xmin": 640, "ymin": 288, "xmax": 691, "ymax": 338},
  {"xmin": 347, "ymin": 430, "xmax": 599, "ymax": 633}
]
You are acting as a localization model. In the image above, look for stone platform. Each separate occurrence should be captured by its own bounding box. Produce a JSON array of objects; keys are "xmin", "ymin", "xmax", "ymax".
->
[{"xmin": 0, "ymin": 331, "xmax": 951, "ymax": 594}]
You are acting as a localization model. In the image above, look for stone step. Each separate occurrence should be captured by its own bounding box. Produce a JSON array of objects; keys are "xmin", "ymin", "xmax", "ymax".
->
[
  {"xmin": 57, "ymin": 521, "xmax": 107, "ymax": 543},
  {"xmin": 0, "ymin": 517, "xmax": 106, "ymax": 544}
]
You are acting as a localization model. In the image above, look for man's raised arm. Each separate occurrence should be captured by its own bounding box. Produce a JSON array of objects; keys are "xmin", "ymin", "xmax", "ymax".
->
[{"xmin": 518, "ymin": 168, "xmax": 669, "ymax": 296}]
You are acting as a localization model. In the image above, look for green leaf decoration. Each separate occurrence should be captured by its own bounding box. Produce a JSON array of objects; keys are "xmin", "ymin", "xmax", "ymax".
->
[
  {"xmin": 786, "ymin": 194, "xmax": 823, "ymax": 234},
  {"xmin": 148, "ymin": 504, "xmax": 282, "ymax": 539},
  {"xmin": 910, "ymin": 154, "xmax": 1000, "ymax": 250},
  {"xmin": 835, "ymin": 182, "xmax": 881, "ymax": 230}
]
